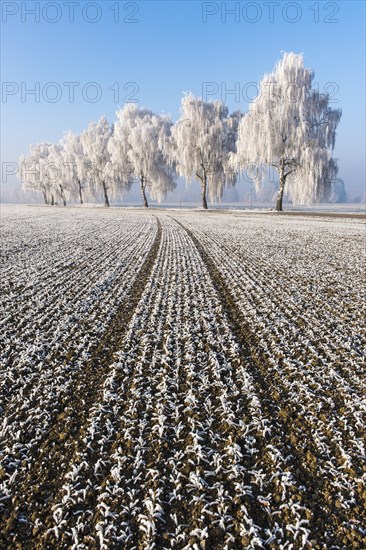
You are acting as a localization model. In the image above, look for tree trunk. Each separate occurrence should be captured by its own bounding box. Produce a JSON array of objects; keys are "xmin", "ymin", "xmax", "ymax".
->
[
  {"xmin": 59, "ymin": 185, "xmax": 66, "ymax": 207},
  {"xmin": 51, "ymin": 194, "xmax": 55, "ymax": 206},
  {"xmin": 276, "ymin": 177, "xmax": 286, "ymax": 211},
  {"xmin": 78, "ymin": 180, "xmax": 83, "ymax": 204},
  {"xmin": 102, "ymin": 182, "xmax": 110, "ymax": 207},
  {"xmin": 42, "ymin": 190, "xmax": 48, "ymax": 204},
  {"xmin": 276, "ymin": 162, "xmax": 286, "ymax": 211},
  {"xmin": 140, "ymin": 176, "xmax": 148, "ymax": 208},
  {"xmin": 201, "ymin": 174, "xmax": 208, "ymax": 210}
]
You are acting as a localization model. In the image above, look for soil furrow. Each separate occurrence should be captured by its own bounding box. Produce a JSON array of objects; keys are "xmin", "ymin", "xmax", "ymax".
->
[
  {"xmin": 173, "ymin": 216, "xmax": 366, "ymax": 548},
  {"xmin": 0, "ymin": 217, "xmax": 162, "ymax": 546}
]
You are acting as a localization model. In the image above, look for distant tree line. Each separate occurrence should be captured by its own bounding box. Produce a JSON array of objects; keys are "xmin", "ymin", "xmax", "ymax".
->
[{"xmin": 19, "ymin": 52, "xmax": 341, "ymax": 211}]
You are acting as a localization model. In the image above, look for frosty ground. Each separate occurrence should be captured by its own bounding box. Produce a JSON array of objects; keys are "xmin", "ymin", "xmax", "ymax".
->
[{"xmin": 0, "ymin": 205, "xmax": 365, "ymax": 549}]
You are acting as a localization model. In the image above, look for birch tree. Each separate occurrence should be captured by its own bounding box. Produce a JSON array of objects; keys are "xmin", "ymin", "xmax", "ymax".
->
[
  {"xmin": 170, "ymin": 93, "xmax": 239, "ymax": 209},
  {"xmin": 19, "ymin": 142, "xmax": 53, "ymax": 204},
  {"xmin": 235, "ymin": 52, "xmax": 342, "ymax": 211},
  {"xmin": 63, "ymin": 131, "xmax": 88, "ymax": 204},
  {"xmin": 80, "ymin": 117, "xmax": 116, "ymax": 207},
  {"xmin": 108, "ymin": 104, "xmax": 176, "ymax": 208},
  {"xmin": 46, "ymin": 143, "xmax": 73, "ymax": 206}
]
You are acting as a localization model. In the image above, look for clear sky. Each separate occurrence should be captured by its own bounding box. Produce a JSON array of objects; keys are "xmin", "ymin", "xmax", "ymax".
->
[{"xmin": 1, "ymin": 0, "xmax": 365, "ymax": 198}]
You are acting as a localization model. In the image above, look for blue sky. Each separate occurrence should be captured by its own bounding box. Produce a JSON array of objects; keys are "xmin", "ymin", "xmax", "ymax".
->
[{"xmin": 1, "ymin": 0, "xmax": 365, "ymax": 197}]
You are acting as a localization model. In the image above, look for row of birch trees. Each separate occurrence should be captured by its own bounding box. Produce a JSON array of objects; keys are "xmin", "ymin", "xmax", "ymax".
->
[{"xmin": 19, "ymin": 52, "xmax": 342, "ymax": 211}]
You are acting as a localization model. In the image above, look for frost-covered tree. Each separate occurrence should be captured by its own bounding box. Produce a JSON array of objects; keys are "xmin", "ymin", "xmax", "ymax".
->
[
  {"xmin": 46, "ymin": 143, "xmax": 73, "ymax": 206},
  {"xmin": 108, "ymin": 104, "xmax": 176, "ymax": 208},
  {"xmin": 63, "ymin": 131, "xmax": 88, "ymax": 204},
  {"xmin": 235, "ymin": 52, "xmax": 342, "ymax": 211},
  {"xmin": 170, "ymin": 94, "xmax": 239, "ymax": 209},
  {"xmin": 19, "ymin": 142, "xmax": 54, "ymax": 204},
  {"xmin": 80, "ymin": 117, "xmax": 117, "ymax": 207}
]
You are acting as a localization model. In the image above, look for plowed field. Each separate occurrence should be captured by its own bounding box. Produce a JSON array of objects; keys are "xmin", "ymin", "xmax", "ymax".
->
[{"xmin": 1, "ymin": 206, "xmax": 365, "ymax": 549}]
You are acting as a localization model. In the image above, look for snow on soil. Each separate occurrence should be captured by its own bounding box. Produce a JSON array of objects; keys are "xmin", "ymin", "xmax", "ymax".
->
[{"xmin": 1, "ymin": 205, "xmax": 365, "ymax": 548}]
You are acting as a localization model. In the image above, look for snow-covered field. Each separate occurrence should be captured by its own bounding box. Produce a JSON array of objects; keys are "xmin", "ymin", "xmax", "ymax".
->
[{"xmin": 1, "ymin": 205, "xmax": 365, "ymax": 549}]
